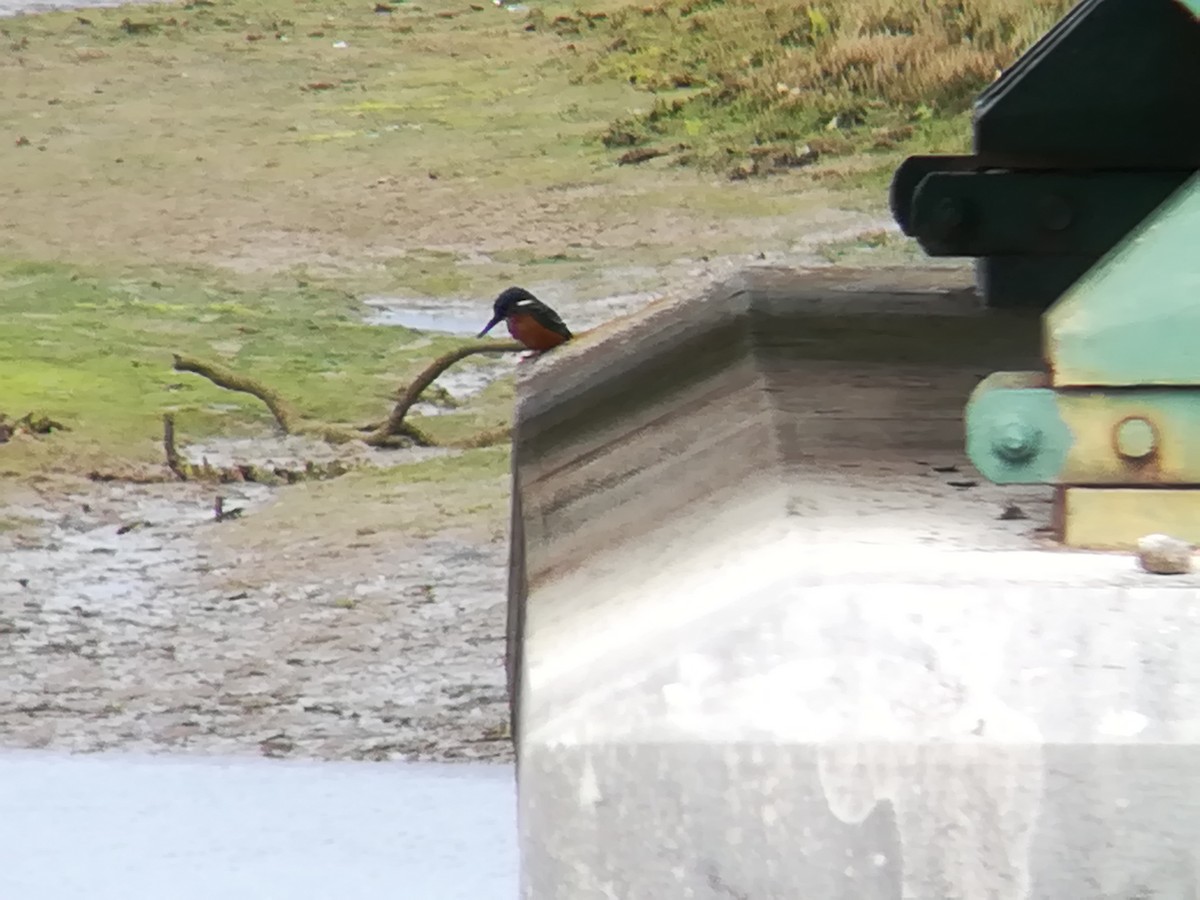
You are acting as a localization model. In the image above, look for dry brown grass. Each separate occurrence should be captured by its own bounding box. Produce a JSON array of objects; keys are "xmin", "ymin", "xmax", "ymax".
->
[
  {"xmin": 550, "ymin": 0, "xmax": 1076, "ymax": 169},
  {"xmin": 772, "ymin": 0, "xmax": 1065, "ymax": 106}
]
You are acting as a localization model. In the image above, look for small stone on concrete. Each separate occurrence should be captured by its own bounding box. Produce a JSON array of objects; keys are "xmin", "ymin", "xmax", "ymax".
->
[{"xmin": 1136, "ymin": 533, "xmax": 1194, "ymax": 575}]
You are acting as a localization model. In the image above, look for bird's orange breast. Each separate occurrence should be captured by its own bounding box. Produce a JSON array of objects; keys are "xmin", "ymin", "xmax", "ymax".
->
[{"xmin": 506, "ymin": 313, "xmax": 568, "ymax": 351}]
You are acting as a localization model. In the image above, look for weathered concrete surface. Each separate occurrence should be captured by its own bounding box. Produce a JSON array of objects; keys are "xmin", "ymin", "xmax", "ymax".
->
[{"xmin": 507, "ymin": 266, "xmax": 1200, "ymax": 899}]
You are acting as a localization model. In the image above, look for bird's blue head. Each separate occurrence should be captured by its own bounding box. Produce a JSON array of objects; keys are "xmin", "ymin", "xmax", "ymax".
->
[{"xmin": 478, "ymin": 286, "xmax": 537, "ymax": 337}]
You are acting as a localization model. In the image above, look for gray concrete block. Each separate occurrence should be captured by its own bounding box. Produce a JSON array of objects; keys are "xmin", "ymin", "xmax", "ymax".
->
[{"xmin": 507, "ymin": 267, "xmax": 1200, "ymax": 899}]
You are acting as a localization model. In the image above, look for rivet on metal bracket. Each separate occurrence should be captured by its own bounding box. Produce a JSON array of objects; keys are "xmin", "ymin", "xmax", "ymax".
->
[
  {"xmin": 1114, "ymin": 416, "xmax": 1157, "ymax": 460},
  {"xmin": 930, "ymin": 197, "xmax": 967, "ymax": 240}
]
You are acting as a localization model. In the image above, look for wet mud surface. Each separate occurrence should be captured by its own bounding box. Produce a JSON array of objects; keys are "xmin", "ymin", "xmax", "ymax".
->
[{"xmin": 0, "ymin": 473, "xmax": 512, "ymax": 763}]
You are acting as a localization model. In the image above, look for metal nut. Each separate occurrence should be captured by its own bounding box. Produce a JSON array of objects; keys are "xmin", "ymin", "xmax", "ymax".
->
[
  {"xmin": 991, "ymin": 418, "xmax": 1041, "ymax": 464},
  {"xmin": 929, "ymin": 197, "xmax": 969, "ymax": 240}
]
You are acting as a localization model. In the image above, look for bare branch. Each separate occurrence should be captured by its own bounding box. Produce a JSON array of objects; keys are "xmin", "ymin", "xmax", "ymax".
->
[
  {"xmin": 172, "ymin": 339, "xmax": 525, "ymax": 450},
  {"xmin": 369, "ymin": 340, "xmax": 523, "ymax": 441},
  {"xmin": 172, "ymin": 353, "xmax": 302, "ymax": 433},
  {"xmin": 162, "ymin": 413, "xmax": 187, "ymax": 480}
]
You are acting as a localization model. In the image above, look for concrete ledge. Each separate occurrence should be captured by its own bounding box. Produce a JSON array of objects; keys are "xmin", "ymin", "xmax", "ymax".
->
[{"xmin": 506, "ymin": 266, "xmax": 1200, "ymax": 899}]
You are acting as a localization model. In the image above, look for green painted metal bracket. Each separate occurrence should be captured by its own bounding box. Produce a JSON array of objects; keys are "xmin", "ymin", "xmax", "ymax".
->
[
  {"xmin": 1046, "ymin": 170, "xmax": 1200, "ymax": 386},
  {"xmin": 965, "ymin": 170, "xmax": 1200, "ymax": 499},
  {"xmin": 967, "ymin": 379, "xmax": 1200, "ymax": 486},
  {"xmin": 1179, "ymin": 0, "xmax": 1200, "ymax": 17},
  {"xmin": 965, "ymin": 373, "xmax": 1071, "ymax": 485}
]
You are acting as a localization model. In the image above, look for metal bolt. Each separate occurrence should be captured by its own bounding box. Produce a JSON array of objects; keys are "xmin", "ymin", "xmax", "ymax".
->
[
  {"xmin": 1115, "ymin": 417, "xmax": 1156, "ymax": 460},
  {"xmin": 930, "ymin": 197, "xmax": 967, "ymax": 240},
  {"xmin": 991, "ymin": 418, "xmax": 1041, "ymax": 464},
  {"xmin": 936, "ymin": 198, "xmax": 963, "ymax": 226},
  {"xmin": 1040, "ymin": 194, "xmax": 1073, "ymax": 232}
]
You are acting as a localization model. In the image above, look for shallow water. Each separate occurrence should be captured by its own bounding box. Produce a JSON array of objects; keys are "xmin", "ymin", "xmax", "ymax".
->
[
  {"xmin": 362, "ymin": 297, "xmax": 486, "ymax": 335},
  {"xmin": 0, "ymin": 0, "xmax": 147, "ymax": 15},
  {"xmin": 363, "ymin": 289, "xmax": 659, "ymax": 336},
  {"xmin": 178, "ymin": 433, "xmax": 456, "ymax": 469},
  {"xmin": 0, "ymin": 750, "xmax": 518, "ymax": 899}
]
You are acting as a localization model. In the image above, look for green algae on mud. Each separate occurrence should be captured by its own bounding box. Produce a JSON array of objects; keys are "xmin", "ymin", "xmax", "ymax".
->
[{"xmin": 0, "ymin": 259, "xmax": 514, "ymax": 477}]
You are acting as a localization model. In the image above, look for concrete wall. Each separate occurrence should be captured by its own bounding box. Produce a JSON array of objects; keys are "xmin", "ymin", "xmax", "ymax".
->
[{"xmin": 507, "ymin": 267, "xmax": 1200, "ymax": 899}]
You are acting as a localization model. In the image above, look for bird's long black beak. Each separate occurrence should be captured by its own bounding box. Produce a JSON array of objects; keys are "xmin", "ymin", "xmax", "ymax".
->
[{"xmin": 477, "ymin": 314, "xmax": 502, "ymax": 338}]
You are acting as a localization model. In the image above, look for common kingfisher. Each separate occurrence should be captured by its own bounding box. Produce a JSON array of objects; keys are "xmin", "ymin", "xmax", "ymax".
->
[{"xmin": 478, "ymin": 286, "xmax": 572, "ymax": 354}]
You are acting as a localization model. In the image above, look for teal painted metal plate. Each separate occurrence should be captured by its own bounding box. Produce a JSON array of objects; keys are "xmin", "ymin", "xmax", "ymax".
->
[
  {"xmin": 1047, "ymin": 171, "xmax": 1200, "ymax": 385},
  {"xmin": 965, "ymin": 372, "xmax": 1072, "ymax": 485},
  {"xmin": 1179, "ymin": 0, "xmax": 1200, "ymax": 16}
]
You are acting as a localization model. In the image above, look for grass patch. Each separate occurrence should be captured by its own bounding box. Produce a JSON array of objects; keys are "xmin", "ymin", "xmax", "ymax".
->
[
  {"xmin": 816, "ymin": 228, "xmax": 927, "ymax": 265},
  {"xmin": 488, "ymin": 249, "xmax": 595, "ymax": 266},
  {"xmin": 230, "ymin": 445, "xmax": 513, "ymax": 539},
  {"xmin": 0, "ymin": 0, "xmax": 649, "ymax": 270},
  {"xmin": 380, "ymin": 251, "xmax": 476, "ymax": 297},
  {"xmin": 0, "ymin": 0, "xmax": 1060, "ymax": 496},
  {"xmin": 542, "ymin": 0, "xmax": 1075, "ymax": 172},
  {"xmin": 349, "ymin": 444, "xmax": 513, "ymax": 535},
  {"xmin": 0, "ymin": 258, "xmax": 512, "ymax": 475},
  {"xmin": 0, "ymin": 0, "xmax": 902, "ymax": 289}
]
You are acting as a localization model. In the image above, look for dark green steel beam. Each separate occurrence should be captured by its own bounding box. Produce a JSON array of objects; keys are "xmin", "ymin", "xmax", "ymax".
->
[
  {"xmin": 973, "ymin": 0, "xmax": 1200, "ymax": 167},
  {"xmin": 907, "ymin": 171, "xmax": 1190, "ymax": 257}
]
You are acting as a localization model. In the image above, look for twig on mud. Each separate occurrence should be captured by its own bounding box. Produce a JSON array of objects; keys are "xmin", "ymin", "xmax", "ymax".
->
[
  {"xmin": 172, "ymin": 342, "xmax": 523, "ymax": 448},
  {"xmin": 213, "ymin": 496, "xmax": 243, "ymax": 522},
  {"xmin": 0, "ymin": 411, "xmax": 68, "ymax": 444},
  {"xmin": 163, "ymin": 413, "xmax": 187, "ymax": 480},
  {"xmin": 159, "ymin": 406, "xmax": 350, "ymax": 486}
]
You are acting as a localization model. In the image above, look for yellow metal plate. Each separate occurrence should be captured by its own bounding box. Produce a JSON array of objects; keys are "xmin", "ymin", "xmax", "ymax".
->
[
  {"xmin": 1063, "ymin": 488, "xmax": 1200, "ymax": 550},
  {"xmin": 1056, "ymin": 391, "xmax": 1200, "ymax": 485}
]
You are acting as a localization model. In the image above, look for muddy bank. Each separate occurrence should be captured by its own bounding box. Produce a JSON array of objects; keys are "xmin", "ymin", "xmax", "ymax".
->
[
  {"xmin": 0, "ymin": 472, "xmax": 512, "ymax": 762},
  {"xmin": 0, "ymin": 233, "xmax": 912, "ymax": 765}
]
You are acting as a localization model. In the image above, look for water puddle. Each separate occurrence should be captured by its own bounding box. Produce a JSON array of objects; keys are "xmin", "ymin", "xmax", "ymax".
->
[
  {"xmin": 2, "ymin": 481, "xmax": 273, "ymax": 615},
  {"xmin": 0, "ymin": 0, "xmax": 155, "ymax": 15},
  {"xmin": 362, "ymin": 296, "xmax": 485, "ymax": 335},
  {"xmin": 178, "ymin": 433, "xmax": 456, "ymax": 469},
  {"xmin": 364, "ymin": 288, "xmax": 657, "ymax": 337},
  {"xmin": 0, "ymin": 749, "xmax": 517, "ymax": 900},
  {"xmin": 549, "ymin": 288, "xmax": 660, "ymax": 330},
  {"xmin": 0, "ymin": 480, "xmax": 512, "ymax": 763},
  {"xmin": 360, "ymin": 296, "xmax": 521, "ymax": 414},
  {"xmin": 413, "ymin": 357, "xmax": 517, "ymax": 416}
]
